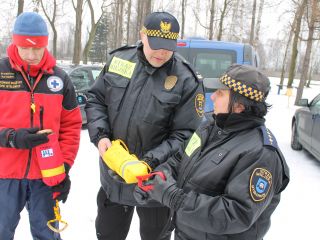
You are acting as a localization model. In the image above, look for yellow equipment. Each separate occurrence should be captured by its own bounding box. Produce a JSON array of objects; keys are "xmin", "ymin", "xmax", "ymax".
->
[
  {"xmin": 102, "ymin": 140, "xmax": 151, "ymax": 183},
  {"xmin": 47, "ymin": 200, "xmax": 68, "ymax": 233}
]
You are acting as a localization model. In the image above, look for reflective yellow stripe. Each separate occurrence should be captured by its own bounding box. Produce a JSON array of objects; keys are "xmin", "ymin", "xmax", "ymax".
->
[
  {"xmin": 41, "ymin": 165, "xmax": 65, "ymax": 178},
  {"xmin": 109, "ymin": 57, "xmax": 136, "ymax": 79}
]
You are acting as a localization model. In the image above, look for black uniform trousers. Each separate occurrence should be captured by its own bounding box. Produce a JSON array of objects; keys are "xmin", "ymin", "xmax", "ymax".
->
[{"xmin": 96, "ymin": 187, "xmax": 171, "ymax": 240}]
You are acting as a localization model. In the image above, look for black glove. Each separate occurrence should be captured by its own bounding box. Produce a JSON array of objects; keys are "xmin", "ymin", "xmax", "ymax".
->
[
  {"xmin": 134, "ymin": 170, "xmax": 185, "ymax": 210},
  {"xmin": 51, "ymin": 164, "xmax": 71, "ymax": 203},
  {"xmin": 7, "ymin": 127, "xmax": 49, "ymax": 149},
  {"xmin": 134, "ymin": 185, "xmax": 151, "ymax": 205}
]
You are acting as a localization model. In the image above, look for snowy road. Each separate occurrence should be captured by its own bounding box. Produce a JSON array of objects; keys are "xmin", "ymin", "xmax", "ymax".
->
[{"xmin": 15, "ymin": 78, "xmax": 320, "ymax": 239}]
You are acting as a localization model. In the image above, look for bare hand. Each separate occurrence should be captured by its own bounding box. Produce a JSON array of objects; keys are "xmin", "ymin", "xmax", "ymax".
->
[{"xmin": 98, "ymin": 137, "xmax": 112, "ymax": 158}]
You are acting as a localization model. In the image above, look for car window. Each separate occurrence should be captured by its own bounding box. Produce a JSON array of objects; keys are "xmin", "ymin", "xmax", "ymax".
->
[
  {"xmin": 192, "ymin": 50, "xmax": 236, "ymax": 78},
  {"xmin": 70, "ymin": 69, "xmax": 90, "ymax": 91},
  {"xmin": 311, "ymin": 94, "xmax": 320, "ymax": 107},
  {"xmin": 92, "ymin": 70, "xmax": 101, "ymax": 80}
]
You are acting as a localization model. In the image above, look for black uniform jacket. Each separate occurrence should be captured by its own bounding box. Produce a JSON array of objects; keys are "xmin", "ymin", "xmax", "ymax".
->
[
  {"xmin": 85, "ymin": 43, "xmax": 204, "ymax": 206},
  {"xmin": 160, "ymin": 113, "xmax": 290, "ymax": 240}
]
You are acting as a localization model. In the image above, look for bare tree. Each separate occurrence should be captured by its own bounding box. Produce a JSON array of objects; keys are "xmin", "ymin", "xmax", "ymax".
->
[
  {"xmin": 126, "ymin": 0, "xmax": 131, "ymax": 44},
  {"xmin": 217, "ymin": 0, "xmax": 232, "ymax": 41},
  {"xmin": 254, "ymin": 0, "xmax": 265, "ymax": 47},
  {"xmin": 249, "ymin": 0, "xmax": 257, "ymax": 45},
  {"xmin": 287, "ymin": 0, "xmax": 307, "ymax": 88},
  {"xmin": 295, "ymin": 0, "xmax": 319, "ymax": 104},
  {"xmin": 17, "ymin": 0, "xmax": 24, "ymax": 16},
  {"xmin": 40, "ymin": 0, "xmax": 58, "ymax": 57},
  {"xmin": 208, "ymin": 0, "xmax": 215, "ymax": 40},
  {"xmin": 279, "ymin": 14, "xmax": 298, "ymax": 87},
  {"xmin": 181, "ymin": 0, "xmax": 187, "ymax": 39},
  {"xmin": 72, "ymin": 0, "xmax": 84, "ymax": 65}
]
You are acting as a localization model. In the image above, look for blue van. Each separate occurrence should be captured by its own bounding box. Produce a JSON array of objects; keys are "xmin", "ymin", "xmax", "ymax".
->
[{"xmin": 176, "ymin": 39, "xmax": 259, "ymax": 112}]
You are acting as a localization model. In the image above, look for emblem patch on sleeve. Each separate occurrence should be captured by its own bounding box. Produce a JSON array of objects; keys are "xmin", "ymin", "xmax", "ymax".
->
[
  {"xmin": 249, "ymin": 168, "xmax": 272, "ymax": 202},
  {"xmin": 47, "ymin": 76, "xmax": 63, "ymax": 92},
  {"xmin": 195, "ymin": 93, "xmax": 205, "ymax": 117},
  {"xmin": 109, "ymin": 57, "xmax": 136, "ymax": 79}
]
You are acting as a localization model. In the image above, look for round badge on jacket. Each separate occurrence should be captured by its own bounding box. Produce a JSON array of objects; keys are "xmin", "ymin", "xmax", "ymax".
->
[
  {"xmin": 47, "ymin": 76, "xmax": 63, "ymax": 92},
  {"xmin": 249, "ymin": 168, "xmax": 272, "ymax": 202}
]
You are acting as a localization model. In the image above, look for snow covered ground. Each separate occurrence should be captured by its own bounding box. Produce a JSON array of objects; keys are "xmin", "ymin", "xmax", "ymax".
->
[{"xmin": 14, "ymin": 78, "xmax": 320, "ymax": 240}]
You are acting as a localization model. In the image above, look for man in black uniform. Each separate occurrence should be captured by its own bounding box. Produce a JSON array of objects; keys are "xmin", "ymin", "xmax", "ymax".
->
[
  {"xmin": 134, "ymin": 64, "xmax": 290, "ymax": 240},
  {"xmin": 85, "ymin": 12, "xmax": 204, "ymax": 240}
]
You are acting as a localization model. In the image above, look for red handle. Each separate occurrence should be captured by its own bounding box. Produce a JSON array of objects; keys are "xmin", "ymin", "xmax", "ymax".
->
[
  {"xmin": 53, "ymin": 192, "xmax": 60, "ymax": 199},
  {"xmin": 136, "ymin": 171, "xmax": 166, "ymax": 192}
]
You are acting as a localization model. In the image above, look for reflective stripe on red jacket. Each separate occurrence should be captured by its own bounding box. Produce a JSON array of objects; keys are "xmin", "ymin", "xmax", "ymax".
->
[{"xmin": 0, "ymin": 57, "xmax": 82, "ymax": 179}]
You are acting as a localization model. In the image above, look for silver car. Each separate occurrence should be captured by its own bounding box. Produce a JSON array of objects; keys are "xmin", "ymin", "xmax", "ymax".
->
[
  {"xmin": 291, "ymin": 93, "xmax": 320, "ymax": 160},
  {"xmin": 59, "ymin": 64, "xmax": 103, "ymax": 124}
]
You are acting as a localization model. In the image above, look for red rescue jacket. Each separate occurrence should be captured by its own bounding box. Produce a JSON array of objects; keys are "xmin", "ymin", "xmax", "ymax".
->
[{"xmin": 0, "ymin": 55, "xmax": 82, "ymax": 179}]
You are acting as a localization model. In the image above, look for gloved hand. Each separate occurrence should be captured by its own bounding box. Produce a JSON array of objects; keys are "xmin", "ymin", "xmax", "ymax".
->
[
  {"xmin": 8, "ymin": 127, "xmax": 49, "ymax": 149},
  {"xmin": 51, "ymin": 164, "xmax": 71, "ymax": 203},
  {"xmin": 134, "ymin": 185, "xmax": 151, "ymax": 205},
  {"xmin": 135, "ymin": 170, "xmax": 185, "ymax": 210}
]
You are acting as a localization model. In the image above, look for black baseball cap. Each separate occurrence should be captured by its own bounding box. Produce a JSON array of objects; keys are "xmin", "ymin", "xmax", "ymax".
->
[
  {"xmin": 210, "ymin": 64, "xmax": 270, "ymax": 102},
  {"xmin": 141, "ymin": 12, "xmax": 180, "ymax": 51}
]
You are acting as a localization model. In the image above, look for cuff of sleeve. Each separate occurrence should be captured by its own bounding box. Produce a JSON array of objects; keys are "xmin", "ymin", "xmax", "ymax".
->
[{"xmin": 143, "ymin": 157, "xmax": 159, "ymax": 170}]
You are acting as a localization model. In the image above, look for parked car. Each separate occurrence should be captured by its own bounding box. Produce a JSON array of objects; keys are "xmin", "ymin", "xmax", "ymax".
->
[
  {"xmin": 59, "ymin": 64, "xmax": 103, "ymax": 124},
  {"xmin": 291, "ymin": 93, "xmax": 320, "ymax": 161},
  {"xmin": 176, "ymin": 39, "xmax": 259, "ymax": 113}
]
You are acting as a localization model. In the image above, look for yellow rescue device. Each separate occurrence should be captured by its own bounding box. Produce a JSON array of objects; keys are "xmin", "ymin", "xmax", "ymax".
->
[
  {"xmin": 102, "ymin": 140, "xmax": 151, "ymax": 183},
  {"xmin": 47, "ymin": 200, "xmax": 68, "ymax": 233}
]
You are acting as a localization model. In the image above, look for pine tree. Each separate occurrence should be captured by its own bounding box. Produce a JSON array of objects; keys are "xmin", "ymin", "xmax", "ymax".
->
[{"xmin": 89, "ymin": 11, "xmax": 109, "ymax": 64}]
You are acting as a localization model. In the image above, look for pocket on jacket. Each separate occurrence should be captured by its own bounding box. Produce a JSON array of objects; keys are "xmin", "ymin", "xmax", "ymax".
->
[
  {"xmin": 143, "ymin": 91, "xmax": 181, "ymax": 127},
  {"xmin": 210, "ymin": 148, "xmax": 229, "ymax": 164},
  {"xmin": 104, "ymin": 73, "xmax": 129, "ymax": 110}
]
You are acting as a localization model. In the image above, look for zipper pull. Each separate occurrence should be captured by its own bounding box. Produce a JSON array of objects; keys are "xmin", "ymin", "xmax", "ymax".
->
[
  {"xmin": 31, "ymin": 93, "xmax": 36, "ymax": 113},
  {"xmin": 31, "ymin": 103, "xmax": 36, "ymax": 113}
]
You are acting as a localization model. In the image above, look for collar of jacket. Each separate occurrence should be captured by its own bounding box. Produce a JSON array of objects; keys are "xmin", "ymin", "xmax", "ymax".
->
[
  {"xmin": 137, "ymin": 43, "xmax": 174, "ymax": 75},
  {"xmin": 212, "ymin": 113, "xmax": 265, "ymax": 133}
]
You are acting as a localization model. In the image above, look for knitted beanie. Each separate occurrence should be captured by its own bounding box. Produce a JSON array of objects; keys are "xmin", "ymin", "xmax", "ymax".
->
[{"xmin": 12, "ymin": 12, "xmax": 48, "ymax": 47}]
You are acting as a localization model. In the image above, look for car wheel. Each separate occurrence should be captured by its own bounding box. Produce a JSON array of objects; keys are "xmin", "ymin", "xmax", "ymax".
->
[{"xmin": 291, "ymin": 121, "xmax": 302, "ymax": 150}]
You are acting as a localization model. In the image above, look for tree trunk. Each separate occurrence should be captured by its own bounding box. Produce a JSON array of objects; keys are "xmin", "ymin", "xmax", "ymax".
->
[
  {"xmin": 279, "ymin": 12, "xmax": 298, "ymax": 86},
  {"xmin": 208, "ymin": 0, "xmax": 215, "ymax": 40},
  {"xmin": 254, "ymin": 0, "xmax": 264, "ymax": 47},
  {"xmin": 126, "ymin": 0, "xmax": 131, "ymax": 44},
  {"xmin": 295, "ymin": 0, "xmax": 317, "ymax": 105},
  {"xmin": 228, "ymin": 0, "xmax": 240, "ymax": 41},
  {"xmin": 249, "ymin": 0, "xmax": 257, "ymax": 45},
  {"xmin": 17, "ymin": 0, "xmax": 24, "ymax": 16},
  {"xmin": 40, "ymin": 0, "xmax": 58, "ymax": 57},
  {"xmin": 287, "ymin": 0, "xmax": 307, "ymax": 88},
  {"xmin": 72, "ymin": 0, "xmax": 83, "ymax": 65},
  {"xmin": 181, "ymin": 0, "xmax": 187, "ymax": 39},
  {"xmin": 217, "ymin": 0, "xmax": 228, "ymax": 41}
]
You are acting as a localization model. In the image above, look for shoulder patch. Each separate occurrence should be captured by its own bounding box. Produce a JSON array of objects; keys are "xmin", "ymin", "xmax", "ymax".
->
[
  {"xmin": 259, "ymin": 126, "xmax": 278, "ymax": 148},
  {"xmin": 195, "ymin": 94, "xmax": 205, "ymax": 117},
  {"xmin": 108, "ymin": 56, "xmax": 136, "ymax": 79},
  {"xmin": 109, "ymin": 45, "xmax": 136, "ymax": 55},
  {"xmin": 249, "ymin": 168, "xmax": 272, "ymax": 202}
]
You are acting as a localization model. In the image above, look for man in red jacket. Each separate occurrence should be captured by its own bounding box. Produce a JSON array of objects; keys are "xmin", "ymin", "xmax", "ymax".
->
[{"xmin": 0, "ymin": 12, "xmax": 82, "ymax": 240}]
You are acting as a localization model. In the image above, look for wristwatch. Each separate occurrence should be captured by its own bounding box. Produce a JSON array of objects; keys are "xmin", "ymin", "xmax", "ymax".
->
[{"xmin": 7, "ymin": 130, "xmax": 16, "ymax": 148}]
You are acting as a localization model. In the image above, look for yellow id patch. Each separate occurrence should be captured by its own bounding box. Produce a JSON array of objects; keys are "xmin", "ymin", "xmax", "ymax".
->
[
  {"xmin": 195, "ymin": 93, "xmax": 205, "ymax": 117},
  {"xmin": 249, "ymin": 168, "xmax": 272, "ymax": 202},
  {"xmin": 109, "ymin": 57, "xmax": 136, "ymax": 79},
  {"xmin": 185, "ymin": 133, "xmax": 201, "ymax": 157}
]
